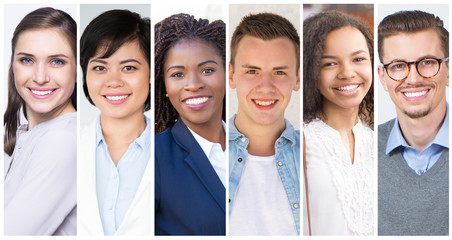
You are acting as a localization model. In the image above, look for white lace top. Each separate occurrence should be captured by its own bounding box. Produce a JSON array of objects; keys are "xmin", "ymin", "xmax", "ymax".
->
[{"xmin": 303, "ymin": 118, "xmax": 373, "ymax": 236}]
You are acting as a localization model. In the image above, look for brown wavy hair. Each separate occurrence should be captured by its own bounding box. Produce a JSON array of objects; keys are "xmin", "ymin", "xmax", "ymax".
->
[
  {"xmin": 303, "ymin": 10, "xmax": 374, "ymax": 128},
  {"xmin": 4, "ymin": 7, "xmax": 77, "ymax": 156},
  {"xmin": 154, "ymin": 13, "xmax": 225, "ymax": 134}
]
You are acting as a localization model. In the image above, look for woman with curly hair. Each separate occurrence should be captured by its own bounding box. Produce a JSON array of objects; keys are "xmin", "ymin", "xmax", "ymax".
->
[
  {"xmin": 303, "ymin": 10, "xmax": 374, "ymax": 236},
  {"xmin": 154, "ymin": 13, "xmax": 226, "ymax": 235}
]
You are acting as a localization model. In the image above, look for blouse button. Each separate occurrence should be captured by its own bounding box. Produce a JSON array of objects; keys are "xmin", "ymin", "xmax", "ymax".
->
[
  {"xmin": 277, "ymin": 161, "xmax": 283, "ymax": 166},
  {"xmin": 293, "ymin": 203, "xmax": 299, "ymax": 209},
  {"xmin": 238, "ymin": 158, "xmax": 243, "ymax": 163},
  {"xmin": 241, "ymin": 137, "xmax": 245, "ymax": 142},
  {"xmin": 229, "ymin": 199, "xmax": 231, "ymax": 203}
]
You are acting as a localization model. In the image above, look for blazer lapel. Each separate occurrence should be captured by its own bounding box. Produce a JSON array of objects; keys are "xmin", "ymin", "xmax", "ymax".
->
[{"xmin": 171, "ymin": 118, "xmax": 226, "ymax": 212}]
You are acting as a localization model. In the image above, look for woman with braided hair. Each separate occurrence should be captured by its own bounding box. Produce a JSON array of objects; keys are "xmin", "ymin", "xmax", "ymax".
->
[{"xmin": 154, "ymin": 13, "xmax": 226, "ymax": 235}]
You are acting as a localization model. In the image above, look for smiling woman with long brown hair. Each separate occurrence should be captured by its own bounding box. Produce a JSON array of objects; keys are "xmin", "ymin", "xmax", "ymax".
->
[{"xmin": 3, "ymin": 7, "xmax": 77, "ymax": 235}]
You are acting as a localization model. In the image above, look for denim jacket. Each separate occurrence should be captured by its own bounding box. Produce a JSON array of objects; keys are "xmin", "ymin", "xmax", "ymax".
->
[{"xmin": 228, "ymin": 115, "xmax": 300, "ymax": 234}]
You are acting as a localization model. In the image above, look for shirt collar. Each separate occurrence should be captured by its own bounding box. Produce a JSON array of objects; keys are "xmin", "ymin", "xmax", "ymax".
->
[
  {"xmin": 228, "ymin": 114, "xmax": 297, "ymax": 145},
  {"xmin": 95, "ymin": 115, "xmax": 151, "ymax": 149},
  {"xmin": 386, "ymin": 102, "xmax": 449, "ymax": 154},
  {"xmin": 188, "ymin": 121, "xmax": 226, "ymax": 158}
]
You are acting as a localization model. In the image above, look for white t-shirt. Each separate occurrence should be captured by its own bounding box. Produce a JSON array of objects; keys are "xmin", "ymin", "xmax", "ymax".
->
[{"xmin": 229, "ymin": 154, "xmax": 297, "ymax": 236}]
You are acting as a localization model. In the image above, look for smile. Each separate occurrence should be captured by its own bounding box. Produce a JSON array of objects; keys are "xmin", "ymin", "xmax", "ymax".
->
[
  {"xmin": 253, "ymin": 100, "xmax": 276, "ymax": 106},
  {"xmin": 184, "ymin": 97, "xmax": 209, "ymax": 105},
  {"xmin": 105, "ymin": 95, "xmax": 129, "ymax": 101},
  {"xmin": 335, "ymin": 84, "xmax": 360, "ymax": 91},
  {"xmin": 403, "ymin": 90, "xmax": 428, "ymax": 98},
  {"xmin": 30, "ymin": 89, "xmax": 54, "ymax": 96}
]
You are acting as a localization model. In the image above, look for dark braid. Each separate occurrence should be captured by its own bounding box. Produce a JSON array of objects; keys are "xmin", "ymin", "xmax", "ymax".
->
[{"xmin": 155, "ymin": 13, "xmax": 225, "ymax": 134}]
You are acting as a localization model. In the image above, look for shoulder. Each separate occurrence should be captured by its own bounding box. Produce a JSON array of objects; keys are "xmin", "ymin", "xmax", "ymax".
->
[
  {"xmin": 155, "ymin": 128, "xmax": 179, "ymax": 158},
  {"xmin": 378, "ymin": 118, "xmax": 396, "ymax": 137},
  {"xmin": 38, "ymin": 113, "xmax": 77, "ymax": 144}
]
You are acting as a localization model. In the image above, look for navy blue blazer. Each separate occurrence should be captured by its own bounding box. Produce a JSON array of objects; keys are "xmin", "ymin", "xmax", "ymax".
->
[{"xmin": 155, "ymin": 118, "xmax": 226, "ymax": 235}]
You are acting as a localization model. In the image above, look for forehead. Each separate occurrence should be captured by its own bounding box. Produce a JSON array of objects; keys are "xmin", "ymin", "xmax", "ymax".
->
[
  {"xmin": 234, "ymin": 35, "xmax": 297, "ymax": 67},
  {"xmin": 15, "ymin": 28, "xmax": 73, "ymax": 55},
  {"xmin": 323, "ymin": 26, "xmax": 368, "ymax": 55},
  {"xmin": 91, "ymin": 40, "xmax": 144, "ymax": 60},
  {"xmin": 381, "ymin": 29, "xmax": 442, "ymax": 62}
]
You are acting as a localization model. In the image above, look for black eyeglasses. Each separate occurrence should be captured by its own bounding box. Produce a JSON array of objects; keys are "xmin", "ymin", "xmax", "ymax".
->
[{"xmin": 382, "ymin": 57, "xmax": 449, "ymax": 81}]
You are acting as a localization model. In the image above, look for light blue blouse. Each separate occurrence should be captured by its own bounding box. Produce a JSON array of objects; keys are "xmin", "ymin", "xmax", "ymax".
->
[
  {"xmin": 4, "ymin": 112, "xmax": 77, "ymax": 235},
  {"xmin": 95, "ymin": 115, "xmax": 150, "ymax": 235}
]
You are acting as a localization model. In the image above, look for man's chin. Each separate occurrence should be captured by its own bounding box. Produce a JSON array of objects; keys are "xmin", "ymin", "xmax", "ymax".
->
[{"xmin": 402, "ymin": 107, "xmax": 431, "ymax": 119}]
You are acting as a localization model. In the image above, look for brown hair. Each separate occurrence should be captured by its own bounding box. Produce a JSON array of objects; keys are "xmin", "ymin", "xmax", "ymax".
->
[
  {"xmin": 4, "ymin": 7, "xmax": 77, "ymax": 156},
  {"xmin": 230, "ymin": 12, "xmax": 300, "ymax": 71},
  {"xmin": 155, "ymin": 13, "xmax": 226, "ymax": 134},
  {"xmin": 378, "ymin": 10, "xmax": 449, "ymax": 63},
  {"xmin": 303, "ymin": 10, "xmax": 374, "ymax": 128}
]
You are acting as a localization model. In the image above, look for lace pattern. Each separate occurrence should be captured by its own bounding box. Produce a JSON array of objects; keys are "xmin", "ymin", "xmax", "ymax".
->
[{"xmin": 305, "ymin": 119, "xmax": 373, "ymax": 235}]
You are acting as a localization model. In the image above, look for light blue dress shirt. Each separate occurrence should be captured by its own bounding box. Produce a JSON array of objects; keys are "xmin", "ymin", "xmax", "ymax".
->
[
  {"xmin": 386, "ymin": 103, "xmax": 449, "ymax": 175},
  {"xmin": 229, "ymin": 115, "xmax": 300, "ymax": 234},
  {"xmin": 95, "ymin": 116, "xmax": 150, "ymax": 235}
]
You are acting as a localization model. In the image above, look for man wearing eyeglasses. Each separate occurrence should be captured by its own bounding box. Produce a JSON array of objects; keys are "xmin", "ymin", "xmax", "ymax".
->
[{"xmin": 378, "ymin": 10, "xmax": 449, "ymax": 236}]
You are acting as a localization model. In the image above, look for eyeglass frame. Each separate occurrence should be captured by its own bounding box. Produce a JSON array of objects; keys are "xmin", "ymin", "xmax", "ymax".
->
[{"xmin": 382, "ymin": 57, "xmax": 449, "ymax": 81}]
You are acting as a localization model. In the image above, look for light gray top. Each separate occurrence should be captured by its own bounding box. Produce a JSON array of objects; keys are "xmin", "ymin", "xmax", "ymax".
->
[{"xmin": 4, "ymin": 112, "xmax": 77, "ymax": 235}]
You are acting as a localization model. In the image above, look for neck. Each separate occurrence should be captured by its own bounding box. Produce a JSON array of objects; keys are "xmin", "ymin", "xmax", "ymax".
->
[
  {"xmin": 397, "ymin": 102, "xmax": 447, "ymax": 152},
  {"xmin": 100, "ymin": 111, "xmax": 146, "ymax": 146},
  {"xmin": 234, "ymin": 112, "xmax": 286, "ymax": 156},
  {"xmin": 183, "ymin": 115, "xmax": 225, "ymax": 151},
  {"xmin": 319, "ymin": 102, "xmax": 359, "ymax": 133},
  {"xmin": 27, "ymin": 100, "xmax": 75, "ymax": 129}
]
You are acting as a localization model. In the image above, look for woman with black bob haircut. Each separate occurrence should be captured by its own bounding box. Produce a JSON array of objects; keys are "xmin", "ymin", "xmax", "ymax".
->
[
  {"xmin": 79, "ymin": 9, "xmax": 151, "ymax": 235},
  {"xmin": 4, "ymin": 7, "xmax": 77, "ymax": 235},
  {"xmin": 154, "ymin": 13, "xmax": 226, "ymax": 235},
  {"xmin": 303, "ymin": 10, "xmax": 374, "ymax": 235}
]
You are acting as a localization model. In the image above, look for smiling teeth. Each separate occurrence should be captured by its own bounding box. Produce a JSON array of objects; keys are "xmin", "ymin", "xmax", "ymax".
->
[
  {"xmin": 106, "ymin": 95, "xmax": 129, "ymax": 101},
  {"xmin": 31, "ymin": 89, "xmax": 53, "ymax": 95},
  {"xmin": 404, "ymin": 90, "xmax": 428, "ymax": 98},
  {"xmin": 185, "ymin": 97, "xmax": 208, "ymax": 105},
  {"xmin": 254, "ymin": 100, "xmax": 276, "ymax": 106},
  {"xmin": 336, "ymin": 84, "xmax": 359, "ymax": 91}
]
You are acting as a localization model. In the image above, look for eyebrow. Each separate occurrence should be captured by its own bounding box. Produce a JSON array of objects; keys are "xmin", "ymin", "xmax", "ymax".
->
[
  {"xmin": 388, "ymin": 55, "xmax": 439, "ymax": 63},
  {"xmin": 167, "ymin": 65, "xmax": 184, "ymax": 72},
  {"xmin": 89, "ymin": 58, "xmax": 142, "ymax": 65},
  {"xmin": 241, "ymin": 64, "xmax": 289, "ymax": 70},
  {"xmin": 198, "ymin": 60, "xmax": 218, "ymax": 67},
  {"xmin": 120, "ymin": 59, "xmax": 142, "ymax": 65},
  {"xmin": 16, "ymin": 52, "xmax": 70, "ymax": 59},
  {"xmin": 167, "ymin": 60, "xmax": 219, "ymax": 72},
  {"xmin": 322, "ymin": 50, "xmax": 368, "ymax": 60}
]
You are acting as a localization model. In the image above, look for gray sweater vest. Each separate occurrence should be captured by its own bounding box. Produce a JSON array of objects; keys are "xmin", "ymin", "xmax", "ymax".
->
[{"xmin": 378, "ymin": 119, "xmax": 449, "ymax": 235}]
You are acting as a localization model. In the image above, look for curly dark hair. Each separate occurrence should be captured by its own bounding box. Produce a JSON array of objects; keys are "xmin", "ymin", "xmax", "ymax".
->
[
  {"xmin": 154, "ymin": 13, "xmax": 225, "ymax": 134},
  {"xmin": 303, "ymin": 10, "xmax": 374, "ymax": 128}
]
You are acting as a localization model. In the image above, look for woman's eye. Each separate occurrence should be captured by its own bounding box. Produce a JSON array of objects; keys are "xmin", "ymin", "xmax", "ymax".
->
[
  {"xmin": 353, "ymin": 57, "xmax": 365, "ymax": 62},
  {"xmin": 123, "ymin": 66, "xmax": 136, "ymax": 71},
  {"xmin": 171, "ymin": 72, "xmax": 184, "ymax": 78},
  {"xmin": 20, "ymin": 57, "xmax": 33, "ymax": 64},
  {"xmin": 93, "ymin": 66, "xmax": 106, "ymax": 71},
  {"xmin": 322, "ymin": 62, "xmax": 336, "ymax": 67},
  {"xmin": 202, "ymin": 68, "xmax": 215, "ymax": 74},
  {"xmin": 51, "ymin": 59, "xmax": 65, "ymax": 66}
]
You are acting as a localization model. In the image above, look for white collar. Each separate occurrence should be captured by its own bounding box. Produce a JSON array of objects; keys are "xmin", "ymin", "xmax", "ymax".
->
[{"xmin": 187, "ymin": 121, "xmax": 226, "ymax": 158}]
